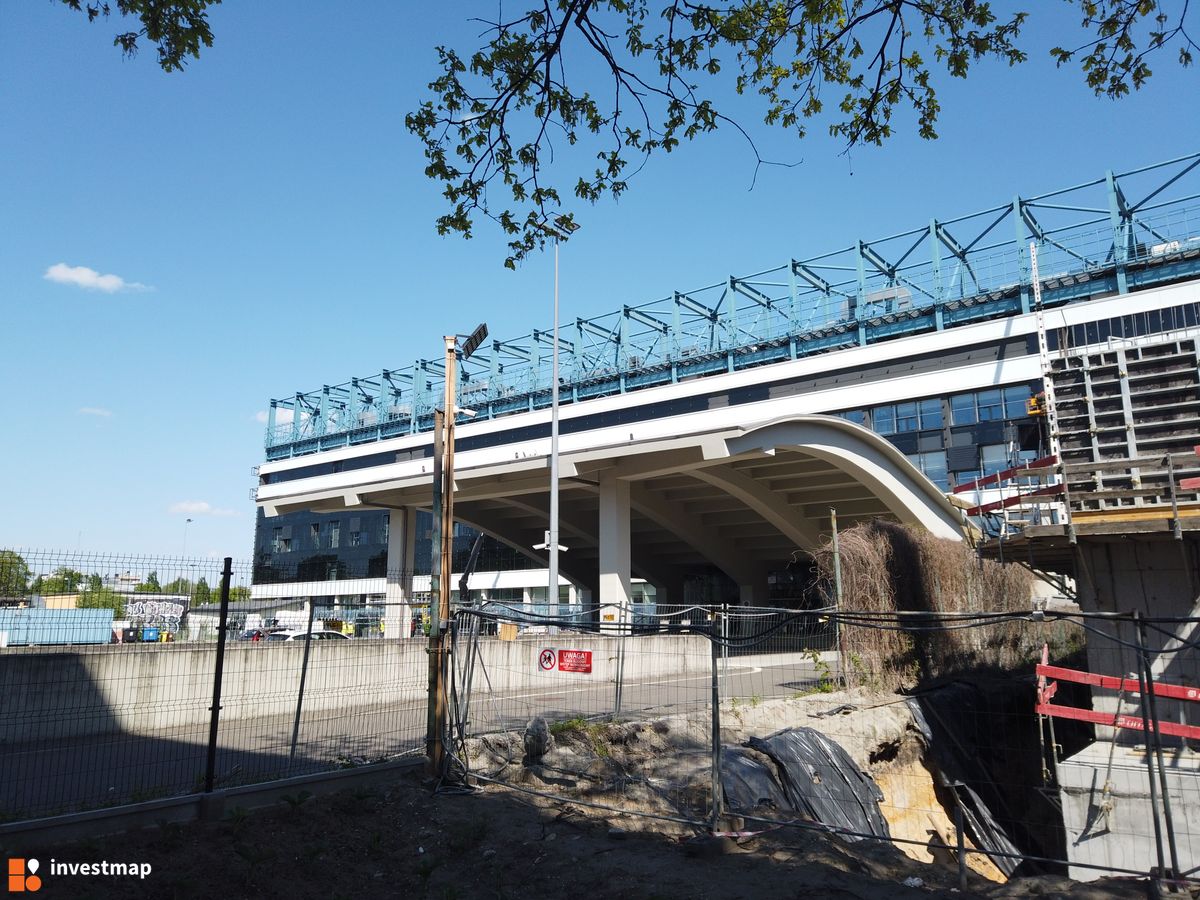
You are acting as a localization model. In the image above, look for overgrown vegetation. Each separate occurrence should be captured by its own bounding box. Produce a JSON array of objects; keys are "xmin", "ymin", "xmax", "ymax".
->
[
  {"xmin": 550, "ymin": 716, "xmax": 612, "ymax": 757},
  {"xmin": 811, "ymin": 520, "xmax": 1069, "ymax": 691}
]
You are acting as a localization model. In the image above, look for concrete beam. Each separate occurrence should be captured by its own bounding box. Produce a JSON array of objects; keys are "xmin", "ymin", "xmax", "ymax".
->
[
  {"xmin": 626, "ymin": 483, "xmax": 757, "ymax": 584},
  {"xmin": 728, "ymin": 419, "xmax": 964, "ymax": 540},
  {"xmin": 690, "ymin": 466, "xmax": 823, "ymax": 550}
]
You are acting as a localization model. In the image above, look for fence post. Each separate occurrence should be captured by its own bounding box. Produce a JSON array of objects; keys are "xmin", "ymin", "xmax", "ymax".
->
[
  {"xmin": 953, "ymin": 787, "xmax": 968, "ymax": 892},
  {"xmin": 721, "ymin": 601, "xmax": 729, "ymax": 682},
  {"xmin": 614, "ymin": 601, "xmax": 627, "ymax": 719},
  {"xmin": 1131, "ymin": 614, "xmax": 1169, "ymax": 881},
  {"xmin": 709, "ymin": 609, "xmax": 723, "ymax": 833},
  {"xmin": 289, "ymin": 597, "xmax": 319, "ymax": 762},
  {"xmin": 1135, "ymin": 611, "xmax": 1182, "ymax": 883},
  {"xmin": 203, "ymin": 557, "xmax": 232, "ymax": 793},
  {"xmin": 830, "ymin": 507, "xmax": 848, "ymax": 687}
]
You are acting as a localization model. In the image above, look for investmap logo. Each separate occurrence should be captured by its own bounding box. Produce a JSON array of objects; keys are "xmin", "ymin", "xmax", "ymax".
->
[
  {"xmin": 7, "ymin": 859, "xmax": 41, "ymax": 893},
  {"xmin": 7, "ymin": 857, "xmax": 152, "ymax": 891}
]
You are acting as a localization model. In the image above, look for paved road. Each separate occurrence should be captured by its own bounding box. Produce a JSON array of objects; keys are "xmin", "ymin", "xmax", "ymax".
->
[{"xmin": 0, "ymin": 656, "xmax": 824, "ymax": 821}]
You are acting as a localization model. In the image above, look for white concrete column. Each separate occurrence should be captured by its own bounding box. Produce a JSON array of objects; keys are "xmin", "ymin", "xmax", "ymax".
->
[
  {"xmin": 599, "ymin": 474, "xmax": 632, "ymax": 631},
  {"xmin": 383, "ymin": 507, "xmax": 417, "ymax": 639}
]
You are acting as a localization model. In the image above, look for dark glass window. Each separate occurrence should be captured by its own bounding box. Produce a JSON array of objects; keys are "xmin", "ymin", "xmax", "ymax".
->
[
  {"xmin": 873, "ymin": 405, "xmax": 897, "ymax": 435},
  {"xmin": 895, "ymin": 401, "xmax": 919, "ymax": 433},
  {"xmin": 1003, "ymin": 386, "xmax": 1030, "ymax": 419},
  {"xmin": 907, "ymin": 450, "xmax": 949, "ymax": 490},
  {"xmin": 836, "ymin": 410, "xmax": 866, "ymax": 425},
  {"xmin": 919, "ymin": 398, "xmax": 943, "ymax": 429},
  {"xmin": 977, "ymin": 389, "xmax": 1003, "ymax": 421},
  {"xmin": 951, "ymin": 393, "xmax": 976, "ymax": 426}
]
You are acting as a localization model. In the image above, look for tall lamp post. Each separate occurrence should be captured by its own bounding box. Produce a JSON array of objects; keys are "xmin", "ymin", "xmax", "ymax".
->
[
  {"xmin": 183, "ymin": 518, "xmax": 193, "ymax": 558},
  {"xmin": 427, "ymin": 321, "xmax": 488, "ymax": 778},
  {"xmin": 537, "ymin": 216, "xmax": 579, "ymax": 617}
]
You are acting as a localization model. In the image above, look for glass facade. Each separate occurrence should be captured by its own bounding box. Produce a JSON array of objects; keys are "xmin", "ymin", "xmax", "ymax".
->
[
  {"xmin": 872, "ymin": 398, "xmax": 942, "ymax": 435},
  {"xmin": 834, "ymin": 378, "xmax": 1041, "ymax": 488},
  {"xmin": 906, "ymin": 450, "xmax": 949, "ymax": 490},
  {"xmin": 253, "ymin": 508, "xmax": 541, "ymax": 585},
  {"xmin": 950, "ymin": 386, "xmax": 1030, "ymax": 426}
]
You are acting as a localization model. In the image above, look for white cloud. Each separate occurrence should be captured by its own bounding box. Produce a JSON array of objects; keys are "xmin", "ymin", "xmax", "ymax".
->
[
  {"xmin": 169, "ymin": 501, "xmax": 239, "ymax": 518},
  {"xmin": 44, "ymin": 262, "xmax": 149, "ymax": 293},
  {"xmin": 78, "ymin": 407, "xmax": 113, "ymax": 417},
  {"xmin": 256, "ymin": 408, "xmax": 294, "ymax": 425}
]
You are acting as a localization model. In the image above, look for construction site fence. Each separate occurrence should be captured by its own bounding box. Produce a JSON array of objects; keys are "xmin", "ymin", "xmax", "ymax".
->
[
  {"xmin": 2, "ymin": 545, "xmax": 1198, "ymax": 888},
  {"xmin": 446, "ymin": 602, "xmax": 1200, "ymax": 890},
  {"xmin": 0, "ymin": 549, "xmax": 433, "ymax": 824}
]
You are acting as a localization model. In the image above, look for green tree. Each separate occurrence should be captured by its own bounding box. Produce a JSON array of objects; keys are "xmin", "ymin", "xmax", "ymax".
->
[
  {"xmin": 406, "ymin": 0, "xmax": 1200, "ymax": 265},
  {"xmin": 190, "ymin": 581, "xmax": 246, "ymax": 605},
  {"xmin": 58, "ymin": 0, "xmax": 220, "ymax": 72},
  {"xmin": 0, "ymin": 550, "xmax": 31, "ymax": 598},
  {"xmin": 162, "ymin": 576, "xmax": 194, "ymax": 595},
  {"xmin": 135, "ymin": 570, "xmax": 162, "ymax": 592},
  {"xmin": 193, "ymin": 576, "xmax": 211, "ymax": 605},
  {"xmin": 78, "ymin": 587, "xmax": 126, "ymax": 618},
  {"xmin": 33, "ymin": 567, "xmax": 85, "ymax": 595},
  {"xmin": 88, "ymin": 573, "xmax": 104, "ymax": 592}
]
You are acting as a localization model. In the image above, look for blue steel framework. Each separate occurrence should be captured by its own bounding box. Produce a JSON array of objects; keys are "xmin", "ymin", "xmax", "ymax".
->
[{"xmin": 265, "ymin": 153, "xmax": 1200, "ymax": 461}]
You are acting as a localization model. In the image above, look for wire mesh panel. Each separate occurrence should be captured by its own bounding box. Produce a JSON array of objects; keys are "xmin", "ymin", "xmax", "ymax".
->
[
  {"xmin": 0, "ymin": 552, "xmax": 243, "ymax": 819},
  {"xmin": 0, "ymin": 551, "xmax": 431, "ymax": 821},
  {"xmin": 715, "ymin": 608, "xmax": 1200, "ymax": 886},
  {"xmin": 448, "ymin": 602, "xmax": 718, "ymax": 827},
  {"xmin": 205, "ymin": 599, "xmax": 429, "ymax": 794},
  {"xmin": 443, "ymin": 600, "xmax": 1200, "ymax": 888}
]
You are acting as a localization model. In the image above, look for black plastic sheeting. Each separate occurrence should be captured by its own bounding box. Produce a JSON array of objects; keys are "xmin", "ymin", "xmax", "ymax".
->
[
  {"xmin": 907, "ymin": 693, "xmax": 1024, "ymax": 877},
  {"xmin": 721, "ymin": 727, "xmax": 891, "ymax": 843}
]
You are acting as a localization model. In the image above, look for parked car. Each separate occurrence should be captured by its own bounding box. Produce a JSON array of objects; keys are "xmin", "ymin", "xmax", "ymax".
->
[
  {"xmin": 264, "ymin": 628, "xmax": 350, "ymax": 642},
  {"xmin": 238, "ymin": 628, "xmax": 270, "ymax": 641}
]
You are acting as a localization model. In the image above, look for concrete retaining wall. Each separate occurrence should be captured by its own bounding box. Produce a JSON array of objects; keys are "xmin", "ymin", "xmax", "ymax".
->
[
  {"xmin": 0, "ymin": 634, "xmax": 710, "ymax": 745},
  {"xmin": 1060, "ymin": 739, "xmax": 1200, "ymax": 880}
]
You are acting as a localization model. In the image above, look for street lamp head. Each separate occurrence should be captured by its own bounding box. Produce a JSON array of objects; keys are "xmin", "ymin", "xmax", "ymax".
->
[
  {"xmin": 460, "ymin": 322, "xmax": 489, "ymax": 360},
  {"xmin": 540, "ymin": 215, "xmax": 581, "ymax": 240}
]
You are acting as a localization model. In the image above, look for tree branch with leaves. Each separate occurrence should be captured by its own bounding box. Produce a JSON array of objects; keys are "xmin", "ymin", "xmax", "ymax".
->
[
  {"xmin": 406, "ymin": 0, "xmax": 1194, "ymax": 267},
  {"xmin": 56, "ymin": 0, "xmax": 1196, "ymax": 266}
]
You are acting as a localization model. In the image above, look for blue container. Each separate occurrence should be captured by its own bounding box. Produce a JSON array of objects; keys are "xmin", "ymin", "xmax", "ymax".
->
[
  {"xmin": 142, "ymin": 626, "xmax": 160, "ymax": 642},
  {"xmin": 0, "ymin": 608, "xmax": 115, "ymax": 646}
]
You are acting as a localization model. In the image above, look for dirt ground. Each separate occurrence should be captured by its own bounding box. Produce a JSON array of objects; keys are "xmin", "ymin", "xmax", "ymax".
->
[{"xmin": 4, "ymin": 765, "xmax": 1165, "ymax": 900}]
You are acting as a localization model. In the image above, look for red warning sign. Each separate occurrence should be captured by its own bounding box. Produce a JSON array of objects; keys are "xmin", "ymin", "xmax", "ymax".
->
[
  {"xmin": 538, "ymin": 648, "xmax": 557, "ymax": 671},
  {"xmin": 557, "ymin": 649, "xmax": 592, "ymax": 674}
]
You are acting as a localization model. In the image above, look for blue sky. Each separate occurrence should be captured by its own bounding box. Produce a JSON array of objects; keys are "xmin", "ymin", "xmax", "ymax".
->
[{"xmin": 3, "ymin": 2, "xmax": 1198, "ymax": 558}]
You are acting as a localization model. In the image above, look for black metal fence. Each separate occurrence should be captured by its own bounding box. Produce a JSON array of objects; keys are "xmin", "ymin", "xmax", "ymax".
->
[{"xmin": 0, "ymin": 549, "xmax": 430, "ymax": 822}]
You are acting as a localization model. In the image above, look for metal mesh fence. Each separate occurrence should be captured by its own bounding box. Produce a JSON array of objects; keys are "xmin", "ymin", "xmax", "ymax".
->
[
  {"xmin": 4, "ymin": 545, "xmax": 1200, "ymax": 888},
  {"xmin": 446, "ymin": 603, "xmax": 1200, "ymax": 889},
  {"xmin": 0, "ymin": 550, "xmax": 429, "ymax": 821}
]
